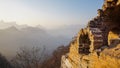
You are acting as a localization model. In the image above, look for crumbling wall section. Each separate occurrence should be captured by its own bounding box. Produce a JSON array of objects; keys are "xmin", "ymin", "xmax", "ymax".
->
[{"xmin": 61, "ymin": 0, "xmax": 120, "ymax": 68}]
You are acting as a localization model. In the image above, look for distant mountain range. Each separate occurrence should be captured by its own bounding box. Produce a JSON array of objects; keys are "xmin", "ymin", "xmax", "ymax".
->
[
  {"xmin": 0, "ymin": 21, "xmax": 84, "ymax": 59},
  {"xmin": 0, "ymin": 20, "xmax": 29, "ymax": 29}
]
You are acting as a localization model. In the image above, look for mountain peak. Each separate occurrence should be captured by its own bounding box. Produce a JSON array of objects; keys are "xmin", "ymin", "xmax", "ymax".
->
[{"xmin": 5, "ymin": 26, "xmax": 18, "ymax": 31}]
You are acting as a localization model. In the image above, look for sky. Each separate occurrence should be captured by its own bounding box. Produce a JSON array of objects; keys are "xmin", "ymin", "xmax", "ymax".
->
[{"xmin": 0, "ymin": 0, "xmax": 104, "ymax": 29}]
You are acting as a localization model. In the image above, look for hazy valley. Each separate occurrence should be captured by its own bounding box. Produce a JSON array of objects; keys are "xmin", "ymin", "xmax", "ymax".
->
[{"xmin": 0, "ymin": 21, "xmax": 84, "ymax": 59}]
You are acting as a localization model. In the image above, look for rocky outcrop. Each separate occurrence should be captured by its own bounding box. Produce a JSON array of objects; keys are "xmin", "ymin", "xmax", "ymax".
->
[{"xmin": 61, "ymin": 0, "xmax": 120, "ymax": 68}]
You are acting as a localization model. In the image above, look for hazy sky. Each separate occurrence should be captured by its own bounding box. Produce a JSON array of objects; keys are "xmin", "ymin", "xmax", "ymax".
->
[{"xmin": 0, "ymin": 0, "xmax": 103, "ymax": 29}]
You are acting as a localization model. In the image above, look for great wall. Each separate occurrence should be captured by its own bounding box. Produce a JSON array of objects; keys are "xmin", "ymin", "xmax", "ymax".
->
[{"xmin": 61, "ymin": 0, "xmax": 120, "ymax": 68}]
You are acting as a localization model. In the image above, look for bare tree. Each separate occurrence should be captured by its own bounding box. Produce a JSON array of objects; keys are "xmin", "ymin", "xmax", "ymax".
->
[
  {"xmin": 41, "ymin": 45, "xmax": 70, "ymax": 68},
  {"xmin": 11, "ymin": 46, "xmax": 46, "ymax": 68},
  {"xmin": 0, "ymin": 53, "xmax": 13, "ymax": 68}
]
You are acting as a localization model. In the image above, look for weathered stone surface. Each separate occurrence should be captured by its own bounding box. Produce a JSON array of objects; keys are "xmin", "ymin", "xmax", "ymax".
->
[
  {"xmin": 61, "ymin": 0, "xmax": 120, "ymax": 68},
  {"xmin": 108, "ymin": 31, "xmax": 120, "ymax": 45}
]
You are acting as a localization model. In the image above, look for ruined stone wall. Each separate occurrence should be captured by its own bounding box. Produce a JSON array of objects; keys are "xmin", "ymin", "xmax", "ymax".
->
[
  {"xmin": 61, "ymin": 44, "xmax": 120, "ymax": 68},
  {"xmin": 61, "ymin": 0, "xmax": 120, "ymax": 68}
]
